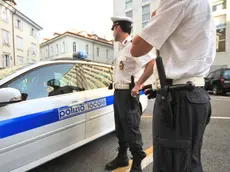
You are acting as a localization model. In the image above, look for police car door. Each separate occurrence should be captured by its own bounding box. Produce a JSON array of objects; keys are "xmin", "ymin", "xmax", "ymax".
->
[
  {"xmin": 80, "ymin": 63, "xmax": 115, "ymax": 139},
  {"xmin": 0, "ymin": 62, "xmax": 86, "ymax": 172}
]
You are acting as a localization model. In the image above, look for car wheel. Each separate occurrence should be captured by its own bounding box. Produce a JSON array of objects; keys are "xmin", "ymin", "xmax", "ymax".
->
[
  {"xmin": 212, "ymin": 85, "xmax": 218, "ymax": 95},
  {"xmin": 212, "ymin": 85, "xmax": 221, "ymax": 95},
  {"xmin": 222, "ymin": 91, "xmax": 226, "ymax": 96}
]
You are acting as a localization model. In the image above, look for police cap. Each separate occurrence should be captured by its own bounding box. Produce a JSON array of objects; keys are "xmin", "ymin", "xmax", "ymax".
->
[{"xmin": 111, "ymin": 16, "xmax": 133, "ymax": 31}]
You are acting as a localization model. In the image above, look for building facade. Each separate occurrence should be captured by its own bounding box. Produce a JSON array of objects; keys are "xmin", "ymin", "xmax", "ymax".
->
[
  {"xmin": 212, "ymin": 0, "xmax": 230, "ymax": 70},
  {"xmin": 113, "ymin": 0, "xmax": 230, "ymax": 70},
  {"xmin": 0, "ymin": 0, "xmax": 42, "ymax": 68},
  {"xmin": 40, "ymin": 31, "xmax": 114, "ymax": 64}
]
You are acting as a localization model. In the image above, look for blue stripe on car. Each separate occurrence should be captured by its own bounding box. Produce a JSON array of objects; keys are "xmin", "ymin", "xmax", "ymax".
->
[{"xmin": 0, "ymin": 91, "xmax": 144, "ymax": 139}]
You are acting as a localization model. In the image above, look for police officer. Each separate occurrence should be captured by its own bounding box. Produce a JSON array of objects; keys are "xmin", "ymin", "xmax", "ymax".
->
[
  {"xmin": 105, "ymin": 16, "xmax": 155, "ymax": 172},
  {"xmin": 130, "ymin": 0, "xmax": 216, "ymax": 172}
]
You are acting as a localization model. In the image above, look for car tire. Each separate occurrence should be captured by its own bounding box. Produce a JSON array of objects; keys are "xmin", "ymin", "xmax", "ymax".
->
[
  {"xmin": 212, "ymin": 85, "xmax": 221, "ymax": 95},
  {"xmin": 222, "ymin": 91, "xmax": 226, "ymax": 96}
]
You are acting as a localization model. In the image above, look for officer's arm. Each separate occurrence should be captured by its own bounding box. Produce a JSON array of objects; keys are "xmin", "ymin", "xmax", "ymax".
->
[
  {"xmin": 130, "ymin": 36, "xmax": 153, "ymax": 57},
  {"xmin": 130, "ymin": 1, "xmax": 185, "ymax": 57},
  {"xmin": 136, "ymin": 59, "xmax": 154, "ymax": 87}
]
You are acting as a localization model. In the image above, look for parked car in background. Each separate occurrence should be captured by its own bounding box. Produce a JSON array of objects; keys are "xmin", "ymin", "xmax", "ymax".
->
[{"xmin": 204, "ymin": 68, "xmax": 230, "ymax": 95}]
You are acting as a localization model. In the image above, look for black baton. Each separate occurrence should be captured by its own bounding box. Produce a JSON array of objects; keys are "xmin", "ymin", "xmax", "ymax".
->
[
  {"xmin": 130, "ymin": 75, "xmax": 135, "ymax": 110},
  {"xmin": 156, "ymin": 50, "xmax": 167, "ymax": 89},
  {"xmin": 155, "ymin": 50, "xmax": 174, "ymax": 128}
]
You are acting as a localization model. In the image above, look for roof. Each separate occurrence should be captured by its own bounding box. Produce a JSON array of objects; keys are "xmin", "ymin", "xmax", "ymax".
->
[
  {"xmin": 15, "ymin": 10, "xmax": 43, "ymax": 30},
  {"xmin": 40, "ymin": 30, "xmax": 113, "ymax": 46},
  {"xmin": 3, "ymin": 0, "xmax": 16, "ymax": 5}
]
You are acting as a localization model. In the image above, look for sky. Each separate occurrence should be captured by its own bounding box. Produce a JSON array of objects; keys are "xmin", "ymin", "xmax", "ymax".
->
[{"xmin": 15, "ymin": 0, "xmax": 114, "ymax": 42}]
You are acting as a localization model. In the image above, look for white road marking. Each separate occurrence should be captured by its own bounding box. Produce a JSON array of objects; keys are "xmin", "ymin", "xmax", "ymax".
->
[
  {"xmin": 141, "ymin": 152, "xmax": 153, "ymax": 170},
  {"xmin": 211, "ymin": 116, "xmax": 230, "ymax": 120}
]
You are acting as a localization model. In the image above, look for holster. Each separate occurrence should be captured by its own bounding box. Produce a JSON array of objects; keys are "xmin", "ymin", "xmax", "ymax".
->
[{"xmin": 158, "ymin": 86, "xmax": 174, "ymax": 128}]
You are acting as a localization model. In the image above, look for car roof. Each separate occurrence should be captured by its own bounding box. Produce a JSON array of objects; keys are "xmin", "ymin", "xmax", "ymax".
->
[
  {"xmin": 0, "ymin": 58, "xmax": 113, "ymax": 86},
  {"xmin": 210, "ymin": 68, "xmax": 230, "ymax": 73}
]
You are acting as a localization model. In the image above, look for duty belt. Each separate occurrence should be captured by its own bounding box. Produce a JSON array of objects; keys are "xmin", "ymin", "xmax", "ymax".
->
[
  {"xmin": 114, "ymin": 75, "xmax": 136, "ymax": 110},
  {"xmin": 114, "ymin": 83, "xmax": 130, "ymax": 89},
  {"xmin": 141, "ymin": 50, "xmax": 196, "ymax": 129}
]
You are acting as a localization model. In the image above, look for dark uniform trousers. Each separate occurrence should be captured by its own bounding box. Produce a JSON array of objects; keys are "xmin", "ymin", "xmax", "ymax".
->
[
  {"xmin": 152, "ymin": 87, "xmax": 211, "ymax": 172},
  {"xmin": 114, "ymin": 89, "xmax": 145, "ymax": 156}
]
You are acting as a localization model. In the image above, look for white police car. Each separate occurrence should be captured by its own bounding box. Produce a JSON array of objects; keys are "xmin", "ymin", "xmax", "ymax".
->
[{"xmin": 0, "ymin": 58, "xmax": 148, "ymax": 172}]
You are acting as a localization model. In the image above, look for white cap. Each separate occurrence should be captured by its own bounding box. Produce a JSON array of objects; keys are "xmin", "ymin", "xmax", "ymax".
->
[{"xmin": 111, "ymin": 16, "xmax": 133, "ymax": 24}]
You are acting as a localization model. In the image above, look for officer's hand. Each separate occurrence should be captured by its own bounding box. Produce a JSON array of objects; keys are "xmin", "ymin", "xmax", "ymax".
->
[
  {"xmin": 141, "ymin": 85, "xmax": 157, "ymax": 99},
  {"xmin": 131, "ymin": 85, "xmax": 141, "ymax": 97},
  {"xmin": 144, "ymin": 89, "xmax": 157, "ymax": 99}
]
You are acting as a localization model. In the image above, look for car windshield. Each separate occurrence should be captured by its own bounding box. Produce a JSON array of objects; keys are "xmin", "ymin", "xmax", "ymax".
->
[
  {"xmin": 223, "ymin": 70, "xmax": 230, "ymax": 79},
  {"xmin": 0, "ymin": 63, "xmax": 34, "ymax": 80}
]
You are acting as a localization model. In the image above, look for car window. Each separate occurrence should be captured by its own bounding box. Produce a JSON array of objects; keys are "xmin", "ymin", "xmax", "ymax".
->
[
  {"xmin": 214, "ymin": 70, "xmax": 221, "ymax": 78},
  {"xmin": 3, "ymin": 63, "xmax": 86, "ymax": 100},
  {"xmin": 207, "ymin": 72, "xmax": 214, "ymax": 78},
  {"xmin": 223, "ymin": 70, "xmax": 230, "ymax": 79},
  {"xmin": 81, "ymin": 64, "xmax": 113, "ymax": 90}
]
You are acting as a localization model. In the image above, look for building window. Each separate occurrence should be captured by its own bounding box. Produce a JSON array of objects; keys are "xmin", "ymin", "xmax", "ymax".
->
[
  {"xmin": 1, "ymin": 6, "xmax": 9, "ymax": 22},
  {"xmin": 51, "ymin": 46, "xmax": 53, "ymax": 56},
  {"xmin": 214, "ymin": 15, "xmax": 226, "ymax": 29},
  {"xmin": 142, "ymin": 4, "xmax": 150, "ymax": 28},
  {"xmin": 216, "ymin": 28, "xmax": 225, "ymax": 52},
  {"xmin": 86, "ymin": 44, "xmax": 89, "ymax": 54},
  {"xmin": 106, "ymin": 50, "xmax": 109, "ymax": 58},
  {"xmin": 56, "ymin": 44, "xmax": 59, "ymax": 55},
  {"xmin": 45, "ymin": 49, "xmax": 48, "ymax": 58},
  {"xmin": 16, "ymin": 36, "xmax": 23, "ymax": 50},
  {"xmin": 125, "ymin": 0, "xmax": 132, "ymax": 9},
  {"xmin": 73, "ymin": 42, "xmax": 76, "ymax": 52},
  {"xmin": 97, "ymin": 47, "xmax": 100, "ymax": 56},
  {"xmin": 214, "ymin": 15, "xmax": 226, "ymax": 52},
  {"xmin": 2, "ymin": 54, "xmax": 10, "ymax": 67},
  {"xmin": 125, "ymin": 10, "xmax": 133, "ymax": 18},
  {"xmin": 31, "ymin": 28, "xmax": 34, "ymax": 36},
  {"xmin": 62, "ymin": 41, "xmax": 65, "ymax": 53},
  {"xmin": 16, "ymin": 19, "xmax": 23, "ymax": 30},
  {"xmin": 31, "ymin": 43, "xmax": 37, "ymax": 56},
  {"xmin": 17, "ymin": 56, "xmax": 24, "ymax": 65},
  {"xmin": 2, "ymin": 29, "xmax": 9, "ymax": 45},
  {"xmin": 212, "ymin": 0, "xmax": 226, "ymax": 12},
  {"xmin": 30, "ymin": 28, "xmax": 36, "ymax": 37}
]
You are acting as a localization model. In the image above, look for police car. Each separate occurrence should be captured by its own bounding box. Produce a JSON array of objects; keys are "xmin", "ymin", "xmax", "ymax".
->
[{"xmin": 0, "ymin": 58, "xmax": 148, "ymax": 172}]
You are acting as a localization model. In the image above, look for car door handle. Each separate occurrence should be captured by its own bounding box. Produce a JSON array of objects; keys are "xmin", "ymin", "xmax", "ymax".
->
[{"xmin": 68, "ymin": 101, "xmax": 85, "ymax": 107}]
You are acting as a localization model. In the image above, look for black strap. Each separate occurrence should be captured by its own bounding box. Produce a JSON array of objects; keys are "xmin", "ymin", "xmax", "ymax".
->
[{"xmin": 156, "ymin": 49, "xmax": 160, "ymax": 57}]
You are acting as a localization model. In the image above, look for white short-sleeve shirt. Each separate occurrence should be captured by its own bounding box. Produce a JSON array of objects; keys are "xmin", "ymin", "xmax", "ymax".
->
[
  {"xmin": 114, "ymin": 36, "xmax": 154, "ymax": 84},
  {"xmin": 138, "ymin": 0, "xmax": 216, "ymax": 80}
]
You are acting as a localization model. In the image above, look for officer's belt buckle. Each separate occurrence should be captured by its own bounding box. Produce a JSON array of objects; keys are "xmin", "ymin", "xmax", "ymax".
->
[{"xmin": 114, "ymin": 83, "xmax": 130, "ymax": 89}]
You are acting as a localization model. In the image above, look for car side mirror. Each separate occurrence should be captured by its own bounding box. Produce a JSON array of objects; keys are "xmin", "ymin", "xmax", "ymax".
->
[
  {"xmin": 21, "ymin": 93, "xmax": 28, "ymax": 101},
  {"xmin": 0, "ymin": 88, "xmax": 22, "ymax": 107}
]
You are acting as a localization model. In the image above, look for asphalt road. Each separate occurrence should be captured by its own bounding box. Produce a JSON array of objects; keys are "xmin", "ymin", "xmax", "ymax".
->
[{"xmin": 29, "ymin": 95, "xmax": 230, "ymax": 172}]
